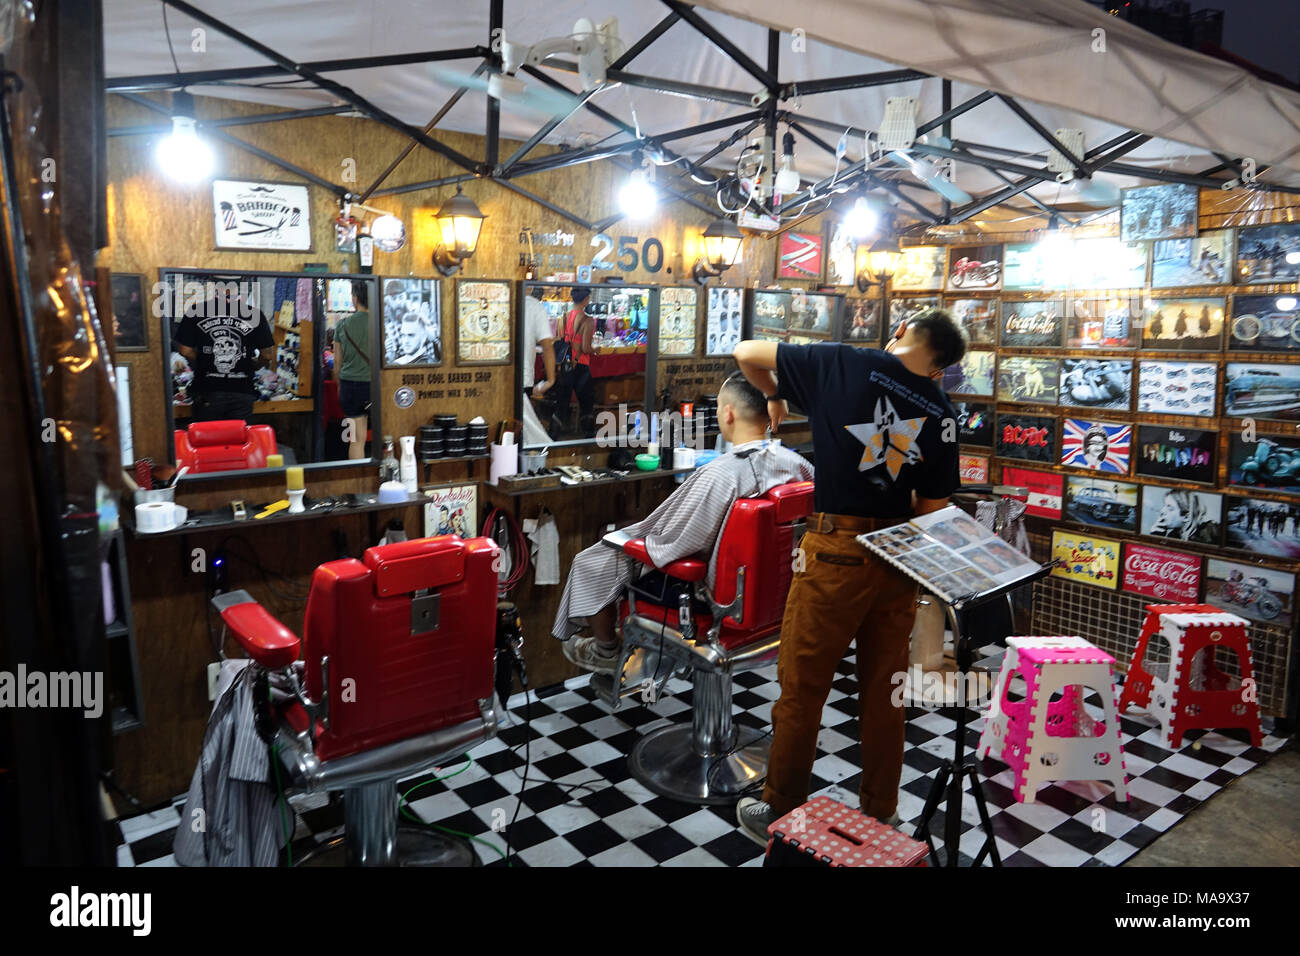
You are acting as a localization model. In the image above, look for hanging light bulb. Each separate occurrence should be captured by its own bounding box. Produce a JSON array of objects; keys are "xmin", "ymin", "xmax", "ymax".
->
[
  {"xmin": 774, "ymin": 130, "xmax": 800, "ymax": 195},
  {"xmin": 619, "ymin": 166, "xmax": 658, "ymax": 218},
  {"xmin": 155, "ymin": 92, "xmax": 214, "ymax": 183},
  {"xmin": 843, "ymin": 196, "xmax": 878, "ymax": 240}
]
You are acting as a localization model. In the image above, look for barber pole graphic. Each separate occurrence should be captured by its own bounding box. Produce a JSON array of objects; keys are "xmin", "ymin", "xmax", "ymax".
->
[
  {"xmin": 1122, "ymin": 543, "xmax": 1201, "ymax": 602},
  {"xmin": 219, "ymin": 201, "xmax": 237, "ymax": 230}
]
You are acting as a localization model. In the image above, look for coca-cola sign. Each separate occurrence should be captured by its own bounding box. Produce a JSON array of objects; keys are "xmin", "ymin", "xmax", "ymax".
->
[{"xmin": 1122, "ymin": 543, "xmax": 1201, "ymax": 602}]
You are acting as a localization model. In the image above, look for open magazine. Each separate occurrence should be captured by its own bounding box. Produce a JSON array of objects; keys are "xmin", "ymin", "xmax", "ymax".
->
[{"xmin": 855, "ymin": 505, "xmax": 1042, "ymax": 606}]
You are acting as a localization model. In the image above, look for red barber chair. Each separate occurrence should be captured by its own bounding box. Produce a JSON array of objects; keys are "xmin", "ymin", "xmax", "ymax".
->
[
  {"xmin": 211, "ymin": 535, "xmax": 501, "ymax": 865},
  {"xmin": 591, "ymin": 481, "xmax": 814, "ymax": 804},
  {"xmin": 175, "ymin": 419, "xmax": 278, "ymax": 473}
]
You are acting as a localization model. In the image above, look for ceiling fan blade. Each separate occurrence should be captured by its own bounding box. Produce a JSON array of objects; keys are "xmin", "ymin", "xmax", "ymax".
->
[
  {"xmin": 429, "ymin": 66, "xmax": 583, "ymax": 117},
  {"xmin": 886, "ymin": 150, "xmax": 972, "ymax": 204}
]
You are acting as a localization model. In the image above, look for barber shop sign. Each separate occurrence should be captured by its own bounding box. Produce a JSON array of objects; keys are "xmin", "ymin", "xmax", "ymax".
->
[{"xmin": 212, "ymin": 179, "xmax": 312, "ymax": 252}]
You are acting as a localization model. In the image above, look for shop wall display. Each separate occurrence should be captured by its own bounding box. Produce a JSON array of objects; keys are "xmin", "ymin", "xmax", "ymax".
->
[
  {"xmin": 1204, "ymin": 559, "xmax": 1294, "ymax": 628},
  {"xmin": 382, "ymin": 277, "xmax": 441, "ymax": 368},
  {"xmin": 423, "ymin": 483, "xmax": 478, "ymax": 539},
  {"xmin": 777, "ymin": 230, "xmax": 824, "ymax": 281},
  {"xmin": 706, "ymin": 286, "xmax": 743, "ymax": 356},
  {"xmin": 945, "ymin": 297, "xmax": 998, "ymax": 345},
  {"xmin": 825, "ymin": 220, "xmax": 856, "ymax": 286},
  {"xmin": 946, "ymin": 243, "xmax": 1003, "ymax": 291},
  {"xmin": 944, "ymin": 349, "xmax": 996, "ymax": 396},
  {"xmin": 1065, "ymin": 476, "xmax": 1139, "ymax": 530},
  {"xmin": 959, "ymin": 453, "xmax": 989, "ymax": 484},
  {"xmin": 1150, "ymin": 230, "xmax": 1232, "ymax": 287},
  {"xmin": 1066, "ymin": 295, "xmax": 1139, "ymax": 349},
  {"xmin": 1139, "ymin": 486, "xmax": 1222, "ymax": 544},
  {"xmin": 1001, "ymin": 240, "xmax": 1071, "ymax": 291},
  {"xmin": 1137, "ymin": 361, "xmax": 1217, "ymax": 416},
  {"xmin": 212, "ymin": 179, "xmax": 313, "ymax": 252},
  {"xmin": 1227, "ymin": 295, "xmax": 1300, "ymax": 353},
  {"xmin": 1059, "ymin": 359, "xmax": 1132, "ymax": 411},
  {"xmin": 1120, "ymin": 183, "xmax": 1199, "ymax": 242},
  {"xmin": 953, "ymin": 400, "xmax": 994, "ymax": 446},
  {"xmin": 1135, "ymin": 424, "xmax": 1217, "ymax": 484},
  {"xmin": 1228, "ymin": 434, "xmax": 1300, "ymax": 495},
  {"xmin": 456, "ymin": 279, "xmax": 511, "ymax": 364},
  {"xmin": 1062, "ymin": 419, "xmax": 1132, "ymax": 473},
  {"xmin": 789, "ymin": 290, "xmax": 837, "ymax": 336},
  {"xmin": 752, "ymin": 290, "xmax": 792, "ymax": 332},
  {"xmin": 1069, "ymin": 237, "xmax": 1149, "ymax": 290},
  {"xmin": 1000, "ymin": 298, "xmax": 1064, "ymax": 348},
  {"xmin": 1224, "ymin": 496, "xmax": 1300, "ymax": 559},
  {"xmin": 1224, "ymin": 362, "xmax": 1300, "ymax": 421},
  {"xmin": 844, "ymin": 298, "xmax": 882, "ymax": 346},
  {"xmin": 889, "ymin": 295, "xmax": 940, "ymax": 334},
  {"xmin": 996, "ymin": 356, "xmax": 1059, "ymax": 404},
  {"xmin": 657, "ymin": 286, "xmax": 698, "ymax": 356},
  {"xmin": 996, "ymin": 413, "xmax": 1057, "ymax": 463},
  {"xmin": 1235, "ymin": 222, "xmax": 1300, "ymax": 284},
  {"xmin": 1141, "ymin": 297, "xmax": 1224, "ymax": 350},
  {"xmin": 111, "ymin": 273, "xmax": 148, "ymax": 351},
  {"xmin": 1002, "ymin": 466, "xmax": 1064, "ymax": 518},
  {"xmin": 1051, "ymin": 530, "xmax": 1120, "ymax": 589},
  {"xmin": 1122, "ymin": 542, "xmax": 1202, "ymax": 603},
  {"xmin": 891, "ymin": 246, "xmax": 946, "ymax": 291}
]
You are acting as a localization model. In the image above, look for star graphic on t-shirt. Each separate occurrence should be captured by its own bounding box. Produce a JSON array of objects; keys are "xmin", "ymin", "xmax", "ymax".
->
[{"xmin": 844, "ymin": 395, "xmax": 926, "ymax": 480}]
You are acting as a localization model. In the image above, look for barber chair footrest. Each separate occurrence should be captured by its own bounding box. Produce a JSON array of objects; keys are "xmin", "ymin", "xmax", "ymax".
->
[
  {"xmin": 628, "ymin": 723, "xmax": 769, "ymax": 805},
  {"xmin": 589, "ymin": 646, "xmax": 681, "ymax": 709},
  {"xmin": 295, "ymin": 826, "xmax": 481, "ymax": 867}
]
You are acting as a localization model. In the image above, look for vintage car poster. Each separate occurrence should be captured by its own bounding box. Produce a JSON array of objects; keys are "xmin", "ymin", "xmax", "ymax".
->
[{"xmin": 1051, "ymin": 530, "xmax": 1120, "ymax": 589}]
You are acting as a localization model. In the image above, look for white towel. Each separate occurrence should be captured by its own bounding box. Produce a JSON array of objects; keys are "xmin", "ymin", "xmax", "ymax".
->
[{"xmin": 528, "ymin": 510, "xmax": 561, "ymax": 586}]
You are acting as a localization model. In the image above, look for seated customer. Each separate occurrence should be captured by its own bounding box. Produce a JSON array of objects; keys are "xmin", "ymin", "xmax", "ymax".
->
[{"xmin": 554, "ymin": 373, "xmax": 814, "ymax": 673}]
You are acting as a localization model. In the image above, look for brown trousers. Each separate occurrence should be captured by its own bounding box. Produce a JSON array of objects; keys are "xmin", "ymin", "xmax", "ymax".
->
[{"xmin": 763, "ymin": 527, "xmax": 919, "ymax": 819}]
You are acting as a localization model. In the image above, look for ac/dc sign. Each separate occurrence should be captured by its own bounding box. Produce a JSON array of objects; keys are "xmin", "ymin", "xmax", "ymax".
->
[
  {"xmin": 997, "ymin": 415, "xmax": 1056, "ymax": 463},
  {"xmin": 1002, "ymin": 424, "xmax": 1050, "ymax": 446}
]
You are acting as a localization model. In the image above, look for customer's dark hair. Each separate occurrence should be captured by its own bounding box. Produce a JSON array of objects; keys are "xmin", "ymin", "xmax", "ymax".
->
[
  {"xmin": 571, "ymin": 287, "xmax": 591, "ymax": 305},
  {"xmin": 719, "ymin": 371, "xmax": 768, "ymax": 424},
  {"xmin": 908, "ymin": 308, "xmax": 967, "ymax": 370},
  {"xmin": 351, "ymin": 279, "xmax": 370, "ymax": 309}
]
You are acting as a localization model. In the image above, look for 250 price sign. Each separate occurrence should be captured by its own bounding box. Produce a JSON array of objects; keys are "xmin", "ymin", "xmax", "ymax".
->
[{"xmin": 590, "ymin": 233, "xmax": 665, "ymax": 273}]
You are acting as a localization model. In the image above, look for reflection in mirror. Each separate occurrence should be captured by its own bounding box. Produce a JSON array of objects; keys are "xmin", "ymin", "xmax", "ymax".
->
[{"xmin": 161, "ymin": 269, "xmax": 380, "ymax": 479}]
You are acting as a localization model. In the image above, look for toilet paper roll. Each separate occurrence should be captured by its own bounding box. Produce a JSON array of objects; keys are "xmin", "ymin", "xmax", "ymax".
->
[
  {"xmin": 136, "ymin": 501, "xmax": 187, "ymax": 533},
  {"xmin": 489, "ymin": 443, "xmax": 519, "ymax": 486},
  {"xmin": 673, "ymin": 447, "xmax": 696, "ymax": 470}
]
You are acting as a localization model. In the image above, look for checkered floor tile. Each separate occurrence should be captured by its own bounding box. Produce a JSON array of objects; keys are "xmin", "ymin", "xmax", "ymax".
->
[{"xmin": 114, "ymin": 654, "xmax": 1287, "ymax": 867}]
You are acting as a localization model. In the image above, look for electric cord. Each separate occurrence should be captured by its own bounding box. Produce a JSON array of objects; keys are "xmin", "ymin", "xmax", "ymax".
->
[
  {"xmin": 161, "ymin": 3, "xmax": 182, "ymax": 79},
  {"xmin": 504, "ymin": 683, "xmax": 532, "ymax": 867},
  {"xmin": 482, "ymin": 507, "xmax": 530, "ymax": 594}
]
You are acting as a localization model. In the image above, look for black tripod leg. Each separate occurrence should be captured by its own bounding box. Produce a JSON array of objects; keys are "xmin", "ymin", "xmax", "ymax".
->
[
  {"xmin": 943, "ymin": 762, "xmax": 964, "ymax": 867},
  {"xmin": 916, "ymin": 759, "xmax": 952, "ymax": 867},
  {"xmin": 965, "ymin": 763, "xmax": 1003, "ymax": 867}
]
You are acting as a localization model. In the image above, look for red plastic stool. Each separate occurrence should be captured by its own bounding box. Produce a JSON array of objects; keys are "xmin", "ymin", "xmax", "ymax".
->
[{"xmin": 764, "ymin": 796, "xmax": 928, "ymax": 867}]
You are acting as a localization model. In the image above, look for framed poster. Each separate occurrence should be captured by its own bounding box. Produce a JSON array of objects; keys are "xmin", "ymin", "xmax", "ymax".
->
[
  {"xmin": 1228, "ymin": 295, "xmax": 1300, "ymax": 353},
  {"xmin": 953, "ymin": 400, "xmax": 994, "ymax": 446},
  {"xmin": 706, "ymin": 286, "xmax": 743, "ymax": 356},
  {"xmin": 1120, "ymin": 184, "xmax": 1199, "ymax": 242},
  {"xmin": 657, "ymin": 286, "xmax": 698, "ymax": 356},
  {"xmin": 1151, "ymin": 230, "xmax": 1233, "ymax": 288},
  {"xmin": 1066, "ymin": 476, "xmax": 1139, "ymax": 530},
  {"xmin": 423, "ymin": 483, "xmax": 479, "ymax": 539},
  {"xmin": 843, "ymin": 298, "xmax": 882, "ymax": 346},
  {"xmin": 1204, "ymin": 559, "xmax": 1294, "ymax": 629},
  {"xmin": 1135, "ymin": 425, "xmax": 1217, "ymax": 484},
  {"xmin": 752, "ymin": 290, "xmax": 792, "ymax": 333},
  {"xmin": 456, "ymin": 279, "xmax": 511, "ymax": 364},
  {"xmin": 1051, "ymin": 530, "xmax": 1120, "ymax": 589},
  {"xmin": 1139, "ymin": 486, "xmax": 1222, "ymax": 544},
  {"xmin": 1065, "ymin": 295, "xmax": 1140, "ymax": 349},
  {"xmin": 777, "ymin": 231, "xmax": 824, "ymax": 281},
  {"xmin": 1141, "ymin": 297, "xmax": 1224, "ymax": 350},
  {"xmin": 789, "ymin": 290, "xmax": 837, "ymax": 336},
  {"xmin": 944, "ymin": 297, "xmax": 998, "ymax": 346},
  {"xmin": 996, "ymin": 356, "xmax": 1059, "ymax": 405},
  {"xmin": 1059, "ymin": 359, "xmax": 1132, "ymax": 411},
  {"xmin": 1062, "ymin": 419, "xmax": 1132, "ymax": 474},
  {"xmin": 959, "ymin": 454, "xmax": 989, "ymax": 484},
  {"xmin": 382, "ymin": 277, "xmax": 442, "ymax": 367},
  {"xmin": 1235, "ymin": 222, "xmax": 1300, "ymax": 285},
  {"xmin": 1228, "ymin": 434, "xmax": 1300, "ymax": 495},
  {"xmin": 943, "ymin": 349, "xmax": 996, "ymax": 396},
  {"xmin": 999, "ymin": 298, "xmax": 1064, "ymax": 348},
  {"xmin": 1224, "ymin": 496, "xmax": 1300, "ymax": 558},
  {"xmin": 891, "ymin": 246, "xmax": 946, "ymax": 291},
  {"xmin": 1069, "ymin": 237, "xmax": 1148, "ymax": 290},
  {"xmin": 110, "ymin": 273, "xmax": 148, "ymax": 352},
  {"xmin": 888, "ymin": 295, "xmax": 941, "ymax": 336},
  {"xmin": 1122, "ymin": 542, "xmax": 1201, "ymax": 603},
  {"xmin": 1137, "ymin": 361, "xmax": 1217, "ymax": 417},
  {"xmin": 996, "ymin": 413, "xmax": 1057, "ymax": 463},
  {"xmin": 825, "ymin": 220, "xmax": 857, "ymax": 286},
  {"xmin": 1001, "ymin": 240, "xmax": 1072, "ymax": 291},
  {"xmin": 1002, "ymin": 466, "xmax": 1064, "ymax": 518},
  {"xmin": 212, "ymin": 179, "xmax": 312, "ymax": 252},
  {"xmin": 1224, "ymin": 362, "xmax": 1300, "ymax": 422},
  {"xmin": 946, "ymin": 244, "xmax": 1003, "ymax": 291}
]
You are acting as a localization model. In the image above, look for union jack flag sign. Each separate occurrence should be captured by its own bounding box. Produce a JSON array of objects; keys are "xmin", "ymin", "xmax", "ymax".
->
[{"xmin": 1062, "ymin": 418, "xmax": 1132, "ymax": 474}]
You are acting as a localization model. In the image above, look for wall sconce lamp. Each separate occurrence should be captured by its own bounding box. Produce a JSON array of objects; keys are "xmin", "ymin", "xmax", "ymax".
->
[
  {"xmin": 854, "ymin": 233, "xmax": 902, "ymax": 293},
  {"xmin": 691, "ymin": 217, "xmax": 744, "ymax": 285},
  {"xmin": 432, "ymin": 185, "xmax": 487, "ymax": 276}
]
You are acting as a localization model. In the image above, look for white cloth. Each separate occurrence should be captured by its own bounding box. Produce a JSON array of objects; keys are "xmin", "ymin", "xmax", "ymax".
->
[
  {"xmin": 521, "ymin": 296, "xmax": 553, "ymax": 390},
  {"xmin": 528, "ymin": 510, "xmax": 561, "ymax": 586}
]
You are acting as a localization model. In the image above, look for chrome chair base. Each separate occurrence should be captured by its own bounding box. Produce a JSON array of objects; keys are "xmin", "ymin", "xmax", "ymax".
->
[
  {"xmin": 628, "ymin": 723, "xmax": 770, "ymax": 805},
  {"xmin": 297, "ymin": 826, "xmax": 479, "ymax": 867}
]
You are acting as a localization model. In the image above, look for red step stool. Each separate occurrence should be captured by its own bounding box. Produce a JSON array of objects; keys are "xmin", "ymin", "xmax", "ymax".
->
[{"xmin": 764, "ymin": 796, "xmax": 928, "ymax": 867}]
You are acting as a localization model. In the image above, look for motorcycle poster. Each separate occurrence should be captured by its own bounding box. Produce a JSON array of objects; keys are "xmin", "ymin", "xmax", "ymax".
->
[
  {"xmin": 1229, "ymin": 434, "xmax": 1300, "ymax": 495},
  {"xmin": 1225, "ymin": 362, "xmax": 1300, "ymax": 422},
  {"xmin": 1225, "ymin": 496, "xmax": 1300, "ymax": 559},
  {"xmin": 1066, "ymin": 295, "xmax": 1140, "ymax": 349},
  {"xmin": 1234, "ymin": 222, "xmax": 1300, "ymax": 285},
  {"xmin": 1228, "ymin": 295, "xmax": 1300, "ymax": 354},
  {"xmin": 1140, "ymin": 297, "xmax": 1225, "ymax": 350},
  {"xmin": 1050, "ymin": 530, "xmax": 1120, "ymax": 590},
  {"xmin": 1205, "ymin": 559, "xmax": 1294, "ymax": 629},
  {"xmin": 1151, "ymin": 230, "xmax": 1233, "ymax": 288},
  {"xmin": 996, "ymin": 413, "xmax": 1057, "ymax": 463},
  {"xmin": 1136, "ymin": 425, "xmax": 1218, "ymax": 484},
  {"xmin": 1069, "ymin": 237, "xmax": 1149, "ymax": 291},
  {"xmin": 996, "ymin": 356, "xmax": 1060, "ymax": 405},
  {"xmin": 1062, "ymin": 419, "xmax": 1132, "ymax": 474},
  {"xmin": 1000, "ymin": 299, "xmax": 1064, "ymax": 348},
  {"xmin": 942, "ymin": 348, "xmax": 996, "ymax": 396},
  {"xmin": 946, "ymin": 244, "xmax": 1003, "ymax": 292},
  {"xmin": 1137, "ymin": 361, "xmax": 1217, "ymax": 417},
  {"xmin": 1120, "ymin": 183, "xmax": 1200, "ymax": 243},
  {"xmin": 1066, "ymin": 476, "xmax": 1139, "ymax": 531},
  {"xmin": 1060, "ymin": 359, "xmax": 1133, "ymax": 411},
  {"xmin": 1139, "ymin": 487, "xmax": 1222, "ymax": 544}
]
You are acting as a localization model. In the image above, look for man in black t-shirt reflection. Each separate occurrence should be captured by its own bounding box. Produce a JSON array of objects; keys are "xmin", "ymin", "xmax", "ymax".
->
[
  {"xmin": 732, "ymin": 309, "xmax": 968, "ymax": 843},
  {"xmin": 175, "ymin": 282, "xmax": 276, "ymax": 423}
]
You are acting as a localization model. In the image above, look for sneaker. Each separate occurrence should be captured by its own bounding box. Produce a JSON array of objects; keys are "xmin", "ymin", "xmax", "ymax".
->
[
  {"xmin": 563, "ymin": 636, "xmax": 619, "ymax": 674},
  {"xmin": 736, "ymin": 797, "xmax": 779, "ymax": 847}
]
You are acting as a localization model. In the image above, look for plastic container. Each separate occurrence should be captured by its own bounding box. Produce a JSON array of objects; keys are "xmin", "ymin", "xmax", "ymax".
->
[{"xmin": 635, "ymin": 454, "xmax": 660, "ymax": 471}]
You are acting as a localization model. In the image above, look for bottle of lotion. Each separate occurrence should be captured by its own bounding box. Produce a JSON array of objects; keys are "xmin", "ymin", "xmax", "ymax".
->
[{"xmin": 400, "ymin": 435, "xmax": 417, "ymax": 492}]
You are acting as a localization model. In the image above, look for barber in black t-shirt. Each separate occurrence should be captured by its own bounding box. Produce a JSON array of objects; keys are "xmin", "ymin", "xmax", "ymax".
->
[
  {"xmin": 732, "ymin": 309, "xmax": 967, "ymax": 843},
  {"xmin": 175, "ymin": 285, "xmax": 276, "ymax": 423}
]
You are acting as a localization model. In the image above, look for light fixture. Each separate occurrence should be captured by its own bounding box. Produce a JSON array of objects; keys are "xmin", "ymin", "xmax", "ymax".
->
[
  {"xmin": 155, "ymin": 91, "xmax": 214, "ymax": 183},
  {"xmin": 619, "ymin": 165, "xmax": 658, "ymax": 218},
  {"xmin": 1278, "ymin": 296, "xmax": 1298, "ymax": 311},
  {"xmin": 1286, "ymin": 251, "xmax": 1300, "ymax": 266},
  {"xmin": 774, "ymin": 130, "xmax": 800, "ymax": 196},
  {"xmin": 691, "ymin": 217, "xmax": 743, "ymax": 284},
  {"xmin": 855, "ymin": 232, "xmax": 903, "ymax": 293},
  {"xmin": 369, "ymin": 214, "xmax": 407, "ymax": 252},
  {"xmin": 432, "ymin": 185, "xmax": 487, "ymax": 276},
  {"xmin": 843, "ymin": 196, "xmax": 878, "ymax": 241}
]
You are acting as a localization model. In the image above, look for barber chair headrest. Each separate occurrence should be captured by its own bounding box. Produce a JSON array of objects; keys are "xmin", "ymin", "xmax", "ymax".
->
[
  {"xmin": 363, "ymin": 536, "xmax": 467, "ymax": 596},
  {"xmin": 766, "ymin": 481, "xmax": 814, "ymax": 523},
  {"xmin": 187, "ymin": 419, "xmax": 249, "ymax": 446}
]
